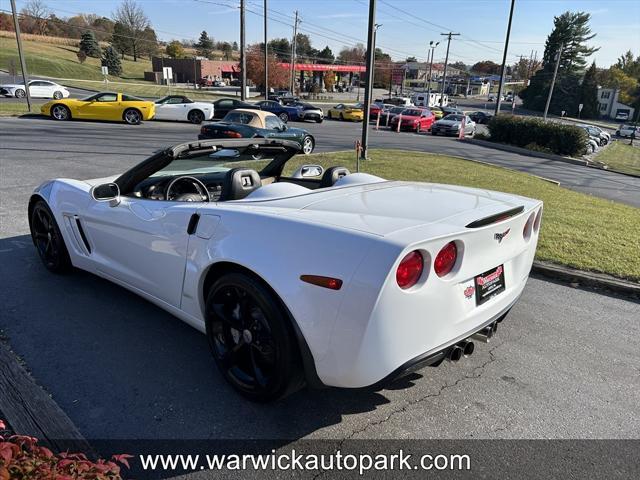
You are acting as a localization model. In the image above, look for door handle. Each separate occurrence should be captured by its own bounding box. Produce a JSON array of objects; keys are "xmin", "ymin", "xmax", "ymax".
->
[{"xmin": 187, "ymin": 213, "xmax": 200, "ymax": 235}]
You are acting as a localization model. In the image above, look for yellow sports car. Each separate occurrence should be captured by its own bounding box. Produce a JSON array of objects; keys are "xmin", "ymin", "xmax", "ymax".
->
[
  {"xmin": 41, "ymin": 92, "xmax": 155, "ymax": 124},
  {"xmin": 327, "ymin": 103, "xmax": 364, "ymax": 121}
]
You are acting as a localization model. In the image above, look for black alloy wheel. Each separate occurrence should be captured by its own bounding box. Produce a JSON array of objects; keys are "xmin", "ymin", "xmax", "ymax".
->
[
  {"xmin": 205, "ymin": 272, "xmax": 303, "ymax": 402},
  {"xmin": 188, "ymin": 109, "xmax": 205, "ymax": 124},
  {"xmin": 30, "ymin": 200, "xmax": 72, "ymax": 273}
]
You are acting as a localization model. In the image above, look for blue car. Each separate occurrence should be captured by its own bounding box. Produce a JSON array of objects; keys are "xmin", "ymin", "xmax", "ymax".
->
[{"xmin": 253, "ymin": 100, "xmax": 302, "ymax": 122}]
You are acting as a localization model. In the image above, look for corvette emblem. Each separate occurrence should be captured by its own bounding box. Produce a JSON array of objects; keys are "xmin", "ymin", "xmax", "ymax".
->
[
  {"xmin": 494, "ymin": 228, "xmax": 511, "ymax": 243},
  {"xmin": 464, "ymin": 286, "xmax": 475, "ymax": 298}
]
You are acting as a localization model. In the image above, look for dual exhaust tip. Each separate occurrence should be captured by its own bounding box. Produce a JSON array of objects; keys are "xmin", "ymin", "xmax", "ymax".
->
[{"xmin": 448, "ymin": 322, "xmax": 498, "ymax": 362}]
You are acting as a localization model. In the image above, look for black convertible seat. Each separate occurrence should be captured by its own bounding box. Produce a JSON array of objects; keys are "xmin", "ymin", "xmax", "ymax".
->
[
  {"xmin": 220, "ymin": 168, "xmax": 262, "ymax": 200},
  {"xmin": 320, "ymin": 166, "xmax": 351, "ymax": 188}
]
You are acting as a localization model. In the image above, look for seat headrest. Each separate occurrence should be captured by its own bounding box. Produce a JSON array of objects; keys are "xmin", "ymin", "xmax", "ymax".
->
[
  {"xmin": 320, "ymin": 166, "xmax": 351, "ymax": 188},
  {"xmin": 220, "ymin": 168, "xmax": 261, "ymax": 201}
]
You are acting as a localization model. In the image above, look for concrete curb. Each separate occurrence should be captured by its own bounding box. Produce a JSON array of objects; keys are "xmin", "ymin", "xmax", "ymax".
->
[
  {"xmin": 532, "ymin": 261, "xmax": 640, "ymax": 299},
  {"xmin": 465, "ymin": 138, "xmax": 588, "ymax": 167}
]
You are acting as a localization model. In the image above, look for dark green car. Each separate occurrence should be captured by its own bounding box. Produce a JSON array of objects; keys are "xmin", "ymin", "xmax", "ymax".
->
[{"xmin": 198, "ymin": 109, "xmax": 315, "ymax": 154}]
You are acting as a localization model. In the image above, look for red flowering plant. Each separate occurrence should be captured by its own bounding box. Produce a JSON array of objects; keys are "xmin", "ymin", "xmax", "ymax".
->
[{"xmin": 0, "ymin": 419, "xmax": 132, "ymax": 480}]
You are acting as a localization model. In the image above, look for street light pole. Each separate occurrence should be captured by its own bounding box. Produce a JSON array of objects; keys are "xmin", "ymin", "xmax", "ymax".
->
[
  {"xmin": 495, "ymin": 0, "xmax": 515, "ymax": 116},
  {"xmin": 359, "ymin": 0, "xmax": 378, "ymax": 161},
  {"xmin": 425, "ymin": 41, "xmax": 439, "ymax": 97},
  {"xmin": 543, "ymin": 42, "xmax": 563, "ymax": 121},
  {"xmin": 290, "ymin": 10, "xmax": 300, "ymax": 94},
  {"xmin": 264, "ymin": 0, "xmax": 268, "ymax": 99},
  {"xmin": 439, "ymin": 32, "xmax": 459, "ymax": 106},
  {"xmin": 240, "ymin": 0, "xmax": 246, "ymax": 101},
  {"xmin": 10, "ymin": 0, "xmax": 31, "ymax": 111}
]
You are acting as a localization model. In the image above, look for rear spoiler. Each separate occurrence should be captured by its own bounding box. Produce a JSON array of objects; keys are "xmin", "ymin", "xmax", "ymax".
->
[{"xmin": 465, "ymin": 206, "xmax": 525, "ymax": 228}]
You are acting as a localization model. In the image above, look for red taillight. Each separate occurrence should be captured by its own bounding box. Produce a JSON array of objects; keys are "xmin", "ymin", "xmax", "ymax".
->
[
  {"xmin": 222, "ymin": 130, "xmax": 242, "ymax": 138},
  {"xmin": 200, "ymin": 126, "xmax": 206, "ymax": 134},
  {"xmin": 300, "ymin": 275, "xmax": 343, "ymax": 290},
  {"xmin": 523, "ymin": 213, "xmax": 535, "ymax": 240},
  {"xmin": 434, "ymin": 241, "xmax": 457, "ymax": 277},
  {"xmin": 534, "ymin": 208, "xmax": 542, "ymax": 232},
  {"xmin": 396, "ymin": 251, "xmax": 423, "ymax": 289}
]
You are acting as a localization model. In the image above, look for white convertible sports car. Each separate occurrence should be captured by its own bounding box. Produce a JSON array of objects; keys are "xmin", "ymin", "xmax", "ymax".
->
[
  {"xmin": 0, "ymin": 79, "xmax": 70, "ymax": 99},
  {"xmin": 29, "ymin": 140, "xmax": 542, "ymax": 402},
  {"xmin": 153, "ymin": 95, "xmax": 214, "ymax": 124}
]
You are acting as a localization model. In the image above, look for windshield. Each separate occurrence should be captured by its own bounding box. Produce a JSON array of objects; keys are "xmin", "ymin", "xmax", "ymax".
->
[
  {"xmin": 151, "ymin": 152, "xmax": 269, "ymax": 178},
  {"xmin": 390, "ymin": 107, "xmax": 405, "ymax": 114},
  {"xmin": 223, "ymin": 111, "xmax": 255, "ymax": 124},
  {"xmin": 402, "ymin": 109, "xmax": 423, "ymax": 116},
  {"xmin": 443, "ymin": 114, "xmax": 464, "ymax": 121}
]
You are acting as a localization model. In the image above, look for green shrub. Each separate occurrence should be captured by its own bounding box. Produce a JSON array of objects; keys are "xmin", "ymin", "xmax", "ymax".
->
[{"xmin": 487, "ymin": 115, "xmax": 588, "ymax": 157}]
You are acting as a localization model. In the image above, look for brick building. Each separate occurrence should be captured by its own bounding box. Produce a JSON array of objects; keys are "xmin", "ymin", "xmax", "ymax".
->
[{"xmin": 150, "ymin": 57, "xmax": 240, "ymax": 83}]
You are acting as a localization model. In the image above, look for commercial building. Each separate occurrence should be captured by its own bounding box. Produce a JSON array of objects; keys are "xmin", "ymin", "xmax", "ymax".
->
[{"xmin": 147, "ymin": 57, "xmax": 240, "ymax": 84}]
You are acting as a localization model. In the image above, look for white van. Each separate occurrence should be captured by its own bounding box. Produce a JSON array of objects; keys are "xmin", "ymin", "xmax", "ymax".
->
[{"xmin": 412, "ymin": 92, "xmax": 448, "ymax": 107}]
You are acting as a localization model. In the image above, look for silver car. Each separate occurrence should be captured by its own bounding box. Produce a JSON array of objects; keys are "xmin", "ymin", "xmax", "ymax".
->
[
  {"xmin": 431, "ymin": 114, "xmax": 476, "ymax": 137},
  {"xmin": 293, "ymin": 102, "xmax": 324, "ymax": 123}
]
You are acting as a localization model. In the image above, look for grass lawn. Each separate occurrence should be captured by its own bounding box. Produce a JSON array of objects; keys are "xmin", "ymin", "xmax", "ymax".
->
[
  {"xmin": 594, "ymin": 141, "xmax": 640, "ymax": 176},
  {"xmin": 0, "ymin": 102, "xmax": 35, "ymax": 116},
  {"xmin": 283, "ymin": 150, "xmax": 640, "ymax": 282}
]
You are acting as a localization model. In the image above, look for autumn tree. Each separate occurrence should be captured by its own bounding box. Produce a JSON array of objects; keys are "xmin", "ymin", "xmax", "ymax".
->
[
  {"xmin": 246, "ymin": 44, "xmax": 289, "ymax": 90},
  {"xmin": 471, "ymin": 60, "xmax": 501, "ymax": 74},
  {"xmin": 22, "ymin": 0, "xmax": 49, "ymax": 35},
  {"xmin": 166, "ymin": 40, "xmax": 185, "ymax": 58},
  {"xmin": 323, "ymin": 71, "xmax": 336, "ymax": 91}
]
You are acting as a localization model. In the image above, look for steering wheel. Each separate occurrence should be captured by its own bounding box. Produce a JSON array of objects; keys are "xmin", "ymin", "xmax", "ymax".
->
[{"xmin": 165, "ymin": 176, "xmax": 210, "ymax": 202}]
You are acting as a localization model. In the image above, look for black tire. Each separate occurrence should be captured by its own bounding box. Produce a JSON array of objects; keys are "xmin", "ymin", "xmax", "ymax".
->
[
  {"xmin": 51, "ymin": 104, "xmax": 71, "ymax": 121},
  {"xmin": 339, "ymin": 113, "xmax": 344, "ymax": 121},
  {"xmin": 14, "ymin": 88, "xmax": 25, "ymax": 98},
  {"xmin": 205, "ymin": 272, "xmax": 303, "ymax": 402},
  {"xmin": 432, "ymin": 130, "xmax": 437, "ymax": 135},
  {"xmin": 301, "ymin": 135, "xmax": 314, "ymax": 155},
  {"xmin": 123, "ymin": 108, "xmax": 142, "ymax": 125},
  {"xmin": 279, "ymin": 112, "xmax": 289, "ymax": 122},
  {"xmin": 188, "ymin": 109, "xmax": 205, "ymax": 124},
  {"xmin": 53, "ymin": 91, "xmax": 63, "ymax": 100},
  {"xmin": 327, "ymin": 111, "xmax": 332, "ymax": 120},
  {"xmin": 315, "ymin": 118, "xmax": 323, "ymax": 123},
  {"xmin": 29, "ymin": 200, "xmax": 72, "ymax": 274}
]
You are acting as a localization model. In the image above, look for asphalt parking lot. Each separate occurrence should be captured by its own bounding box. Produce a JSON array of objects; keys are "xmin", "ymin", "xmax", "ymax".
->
[{"xmin": 0, "ymin": 112, "xmax": 639, "ymax": 445}]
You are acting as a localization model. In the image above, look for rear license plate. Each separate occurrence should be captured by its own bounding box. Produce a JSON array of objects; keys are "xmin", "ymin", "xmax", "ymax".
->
[{"xmin": 475, "ymin": 265, "xmax": 505, "ymax": 305}]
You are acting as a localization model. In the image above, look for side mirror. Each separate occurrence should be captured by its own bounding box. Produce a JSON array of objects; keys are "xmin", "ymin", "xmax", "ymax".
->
[{"xmin": 91, "ymin": 182, "xmax": 120, "ymax": 207}]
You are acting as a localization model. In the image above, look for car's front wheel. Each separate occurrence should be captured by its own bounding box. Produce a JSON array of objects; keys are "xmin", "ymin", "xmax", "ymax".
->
[
  {"xmin": 279, "ymin": 112, "xmax": 289, "ymax": 122},
  {"xmin": 51, "ymin": 104, "xmax": 71, "ymax": 121},
  {"xmin": 29, "ymin": 200, "xmax": 72, "ymax": 274},
  {"xmin": 302, "ymin": 135, "xmax": 314, "ymax": 155},
  {"xmin": 205, "ymin": 272, "xmax": 303, "ymax": 402},
  {"xmin": 123, "ymin": 108, "xmax": 142, "ymax": 125},
  {"xmin": 188, "ymin": 109, "xmax": 205, "ymax": 124},
  {"xmin": 14, "ymin": 88, "xmax": 26, "ymax": 98}
]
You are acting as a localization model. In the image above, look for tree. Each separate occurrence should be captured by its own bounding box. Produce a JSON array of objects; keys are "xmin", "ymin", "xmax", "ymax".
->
[
  {"xmin": 76, "ymin": 50, "xmax": 87, "ymax": 64},
  {"xmin": 112, "ymin": 0, "xmax": 150, "ymax": 62},
  {"xmin": 111, "ymin": 21, "xmax": 131, "ymax": 59},
  {"xmin": 166, "ymin": 40, "xmax": 185, "ymax": 58},
  {"xmin": 451, "ymin": 61, "xmax": 468, "ymax": 72},
  {"xmin": 221, "ymin": 42, "xmax": 233, "ymax": 60},
  {"xmin": 79, "ymin": 31, "xmax": 101, "ymax": 58},
  {"xmin": 232, "ymin": 41, "xmax": 238, "ymax": 51},
  {"xmin": 598, "ymin": 67, "xmax": 638, "ymax": 104},
  {"xmin": 521, "ymin": 11, "xmax": 598, "ymax": 114},
  {"xmin": 471, "ymin": 60, "xmax": 501, "ymax": 74},
  {"xmin": 196, "ymin": 31, "xmax": 214, "ymax": 58},
  {"xmin": 338, "ymin": 44, "xmax": 365, "ymax": 64},
  {"xmin": 268, "ymin": 38, "xmax": 291, "ymax": 61},
  {"xmin": 102, "ymin": 45, "xmax": 122, "ymax": 76},
  {"xmin": 245, "ymin": 44, "xmax": 289, "ymax": 89},
  {"xmin": 316, "ymin": 46, "xmax": 334, "ymax": 64},
  {"xmin": 22, "ymin": 0, "xmax": 49, "ymax": 35},
  {"xmin": 579, "ymin": 62, "xmax": 599, "ymax": 118},
  {"xmin": 323, "ymin": 71, "xmax": 336, "ymax": 91},
  {"xmin": 91, "ymin": 16, "xmax": 115, "ymax": 41},
  {"xmin": 405, "ymin": 56, "xmax": 418, "ymax": 63},
  {"xmin": 293, "ymin": 33, "xmax": 313, "ymax": 62},
  {"xmin": 615, "ymin": 50, "xmax": 640, "ymax": 79},
  {"xmin": 138, "ymin": 26, "xmax": 158, "ymax": 58}
]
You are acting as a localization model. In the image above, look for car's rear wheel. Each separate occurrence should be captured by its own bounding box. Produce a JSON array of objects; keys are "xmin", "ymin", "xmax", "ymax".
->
[
  {"xmin": 302, "ymin": 136, "xmax": 314, "ymax": 155},
  {"xmin": 14, "ymin": 88, "xmax": 25, "ymax": 98},
  {"xmin": 51, "ymin": 104, "xmax": 71, "ymax": 121},
  {"xmin": 188, "ymin": 109, "xmax": 205, "ymax": 124},
  {"xmin": 205, "ymin": 272, "xmax": 303, "ymax": 402},
  {"xmin": 53, "ymin": 91, "xmax": 63, "ymax": 100},
  {"xmin": 123, "ymin": 108, "xmax": 142, "ymax": 125},
  {"xmin": 279, "ymin": 112, "xmax": 289, "ymax": 122},
  {"xmin": 29, "ymin": 200, "xmax": 72, "ymax": 274}
]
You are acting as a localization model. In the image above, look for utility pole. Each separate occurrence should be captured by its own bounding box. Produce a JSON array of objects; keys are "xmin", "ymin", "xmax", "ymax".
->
[
  {"xmin": 495, "ymin": 0, "xmax": 515, "ymax": 116},
  {"xmin": 290, "ymin": 10, "xmax": 300, "ymax": 94},
  {"xmin": 543, "ymin": 42, "xmax": 563, "ymax": 120},
  {"xmin": 264, "ymin": 0, "xmax": 268, "ymax": 99},
  {"xmin": 240, "ymin": 0, "xmax": 246, "ymax": 101},
  {"xmin": 439, "ymin": 32, "xmax": 459, "ymax": 106},
  {"xmin": 10, "ymin": 0, "xmax": 31, "ymax": 111},
  {"xmin": 423, "ymin": 41, "xmax": 439, "ymax": 94},
  {"xmin": 359, "ymin": 0, "xmax": 378, "ymax": 161}
]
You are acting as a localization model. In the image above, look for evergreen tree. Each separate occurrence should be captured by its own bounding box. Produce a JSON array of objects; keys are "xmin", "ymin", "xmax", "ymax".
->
[
  {"xmin": 316, "ymin": 46, "xmax": 334, "ymax": 64},
  {"xmin": 521, "ymin": 11, "xmax": 599, "ymax": 115},
  {"xmin": 579, "ymin": 62, "xmax": 599, "ymax": 118},
  {"xmin": 79, "ymin": 31, "xmax": 101, "ymax": 58},
  {"xmin": 101, "ymin": 45, "xmax": 122, "ymax": 76},
  {"xmin": 196, "ymin": 31, "xmax": 214, "ymax": 58}
]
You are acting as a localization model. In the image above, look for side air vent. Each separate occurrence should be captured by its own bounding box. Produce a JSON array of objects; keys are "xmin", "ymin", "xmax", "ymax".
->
[
  {"xmin": 75, "ymin": 217, "xmax": 92, "ymax": 253},
  {"xmin": 465, "ymin": 206, "xmax": 525, "ymax": 229}
]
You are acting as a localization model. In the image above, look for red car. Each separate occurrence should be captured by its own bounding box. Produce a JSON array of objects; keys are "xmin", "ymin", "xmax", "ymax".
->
[{"xmin": 389, "ymin": 108, "xmax": 435, "ymax": 132}]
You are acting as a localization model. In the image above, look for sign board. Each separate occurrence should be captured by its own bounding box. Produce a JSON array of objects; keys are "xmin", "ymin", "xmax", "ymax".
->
[
  {"xmin": 162, "ymin": 67, "xmax": 173, "ymax": 81},
  {"xmin": 101, "ymin": 66, "xmax": 108, "ymax": 76},
  {"xmin": 578, "ymin": 103, "xmax": 584, "ymax": 112},
  {"xmin": 391, "ymin": 68, "xmax": 405, "ymax": 85}
]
